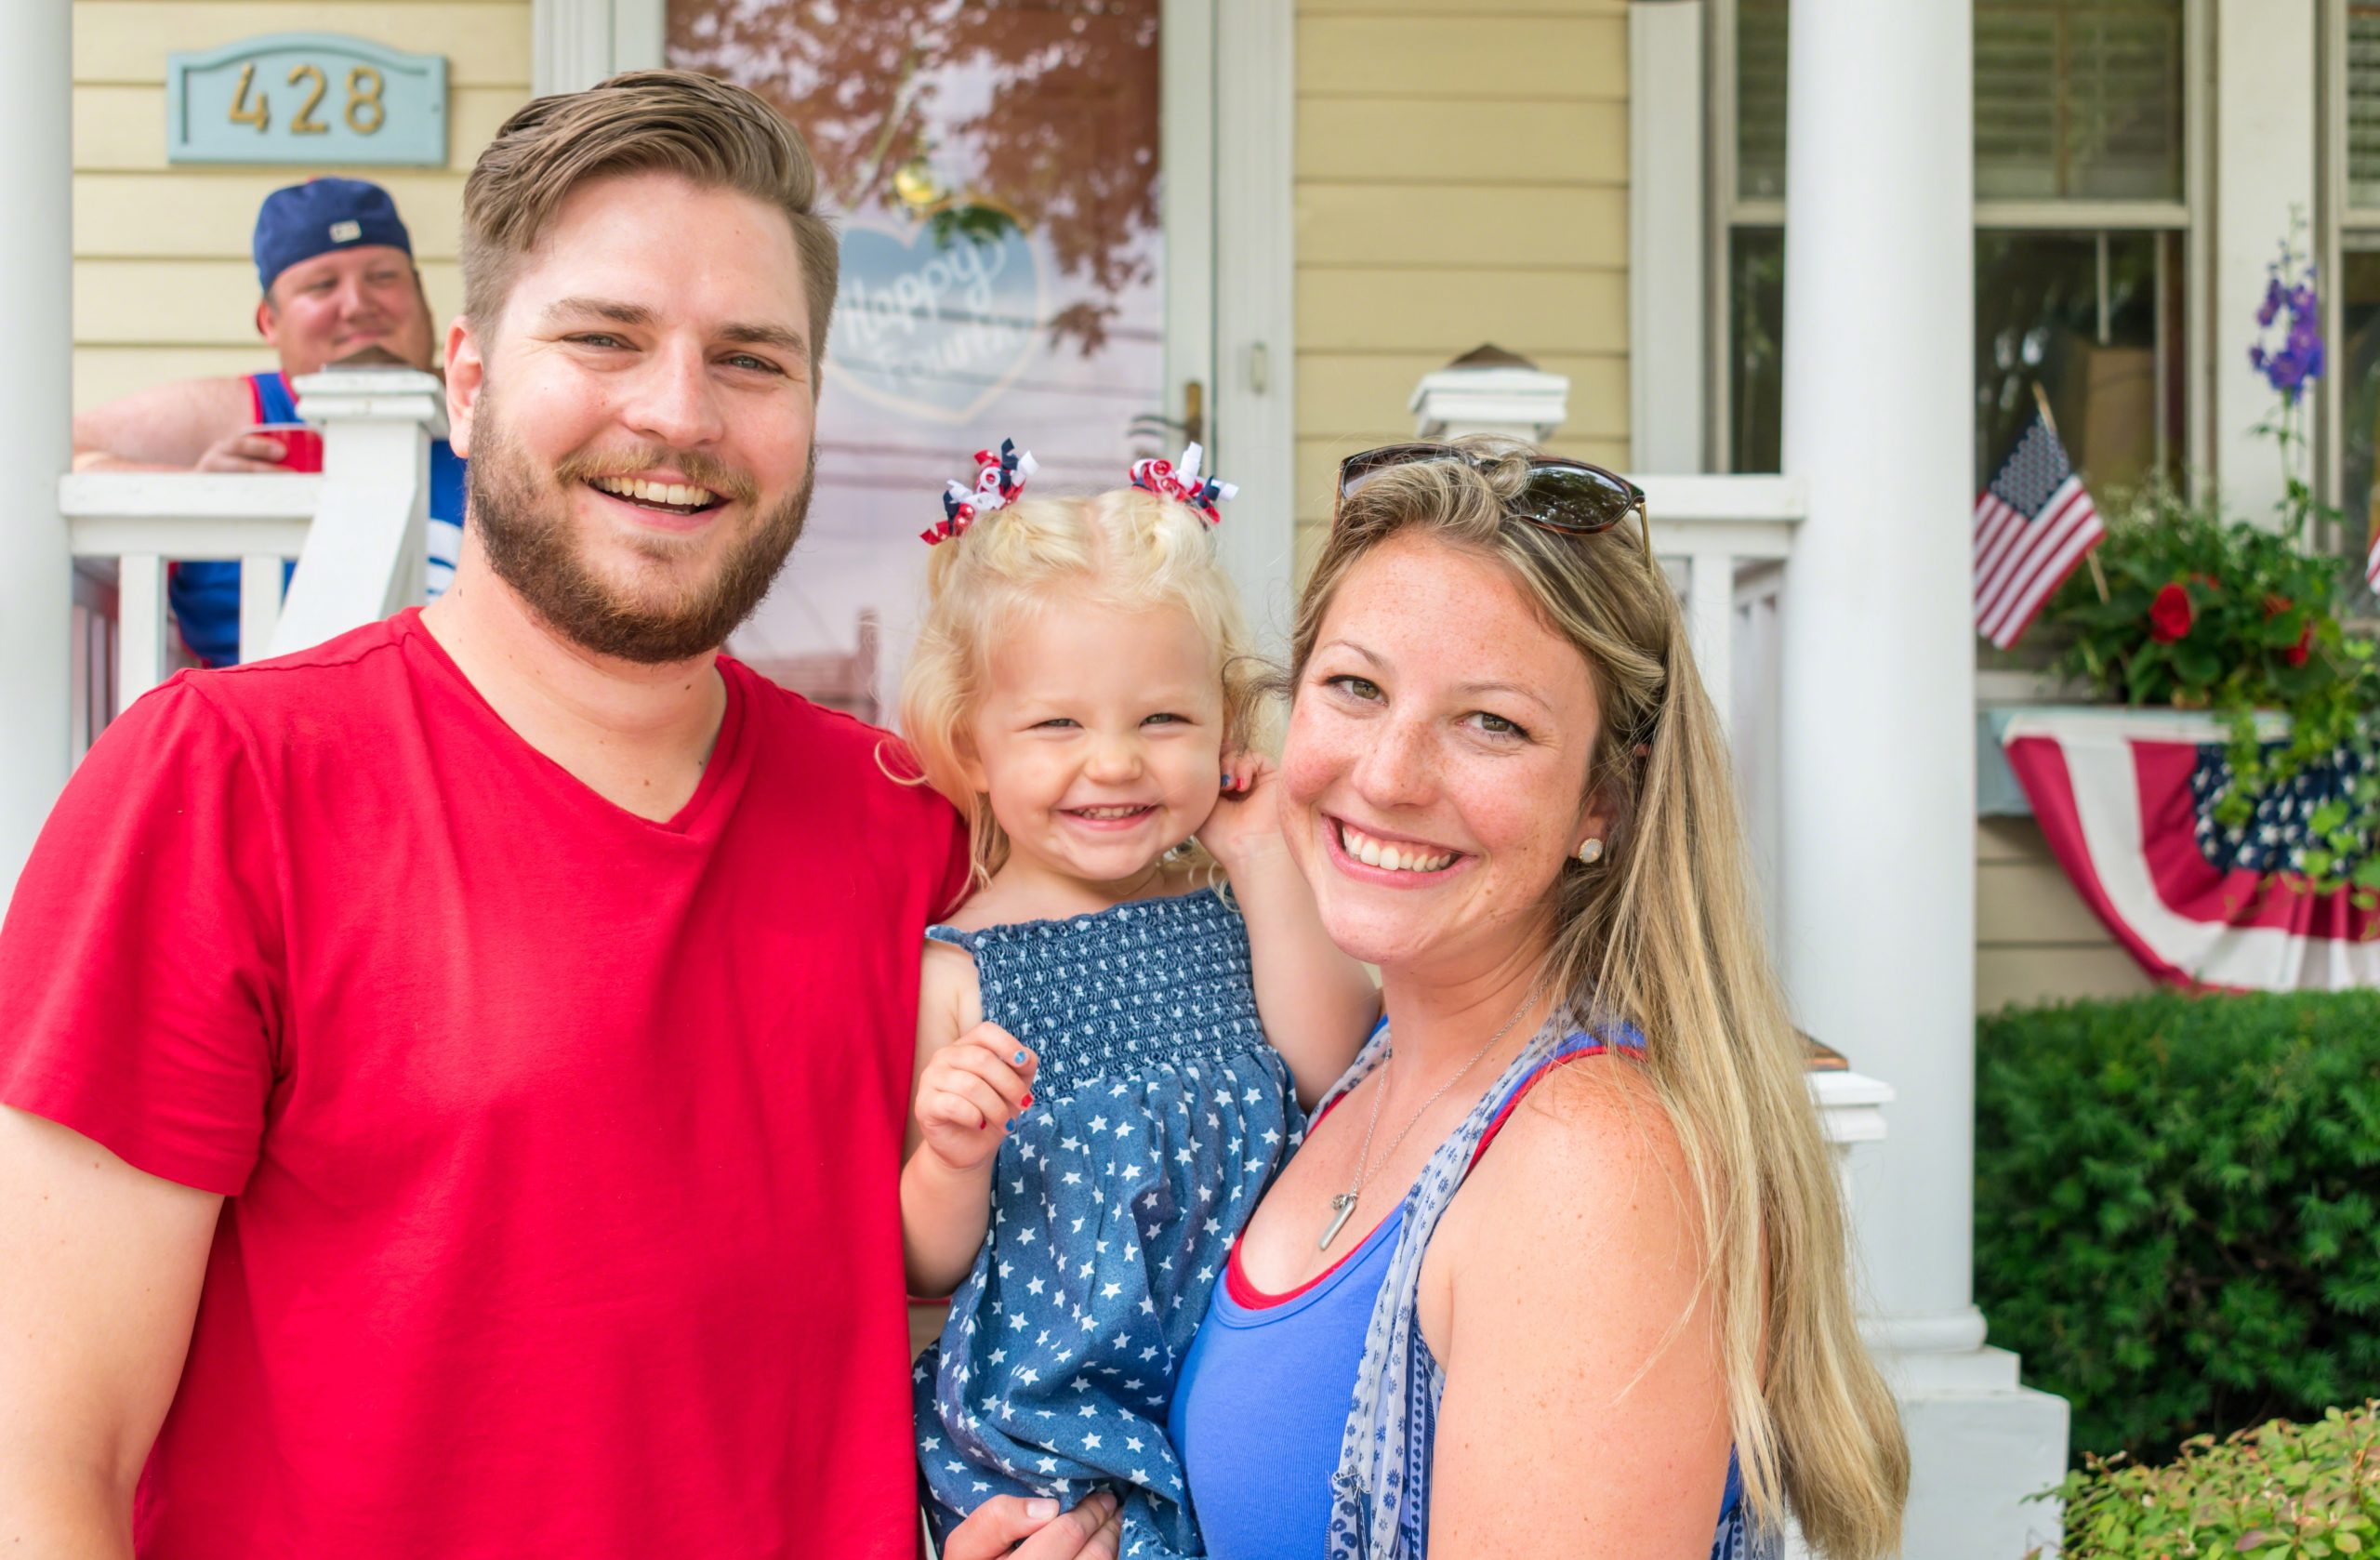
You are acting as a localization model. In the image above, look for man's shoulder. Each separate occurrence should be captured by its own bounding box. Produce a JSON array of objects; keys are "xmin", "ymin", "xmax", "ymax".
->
[
  {"xmin": 732, "ymin": 659, "xmax": 889, "ymax": 755},
  {"xmin": 168, "ymin": 615, "xmax": 418, "ymax": 734}
]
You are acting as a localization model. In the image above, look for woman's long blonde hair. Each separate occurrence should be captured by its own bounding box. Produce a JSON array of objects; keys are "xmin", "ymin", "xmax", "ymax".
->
[
  {"xmin": 896, "ymin": 485, "xmax": 1265, "ymax": 895},
  {"xmin": 1291, "ymin": 440, "xmax": 1908, "ymax": 1559}
]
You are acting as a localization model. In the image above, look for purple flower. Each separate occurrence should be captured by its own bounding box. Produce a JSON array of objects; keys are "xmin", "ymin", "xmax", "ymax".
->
[{"xmin": 2249, "ymin": 241, "xmax": 2324, "ymax": 400}]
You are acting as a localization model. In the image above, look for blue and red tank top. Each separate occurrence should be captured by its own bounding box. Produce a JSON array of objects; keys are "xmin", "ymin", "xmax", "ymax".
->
[{"xmin": 166, "ymin": 371, "xmax": 466, "ymax": 667}]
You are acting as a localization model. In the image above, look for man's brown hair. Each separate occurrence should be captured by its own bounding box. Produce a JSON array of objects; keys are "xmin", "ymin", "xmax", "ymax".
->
[{"xmin": 460, "ymin": 69, "xmax": 838, "ymax": 368}]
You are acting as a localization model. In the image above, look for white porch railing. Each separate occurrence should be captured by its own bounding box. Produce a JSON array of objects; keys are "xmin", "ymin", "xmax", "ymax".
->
[
  {"xmin": 1641, "ymin": 471, "xmax": 1805, "ymax": 932},
  {"xmin": 59, "ymin": 366, "xmax": 446, "ymax": 751}
]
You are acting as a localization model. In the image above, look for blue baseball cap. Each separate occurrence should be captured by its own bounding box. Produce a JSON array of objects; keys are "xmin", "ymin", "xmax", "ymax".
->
[{"xmin": 253, "ymin": 178, "xmax": 413, "ymax": 294}]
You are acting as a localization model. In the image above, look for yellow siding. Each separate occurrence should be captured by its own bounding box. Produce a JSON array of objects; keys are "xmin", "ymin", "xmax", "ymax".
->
[
  {"xmin": 72, "ymin": 0, "xmax": 533, "ymax": 414},
  {"xmin": 1291, "ymin": 1, "xmax": 1632, "ymax": 572},
  {"xmin": 1975, "ymin": 819, "xmax": 2156, "ymax": 1011},
  {"xmin": 74, "ymin": 5, "xmax": 532, "ymax": 86}
]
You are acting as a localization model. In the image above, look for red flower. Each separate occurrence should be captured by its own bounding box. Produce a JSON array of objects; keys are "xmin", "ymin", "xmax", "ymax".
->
[
  {"xmin": 2262, "ymin": 594, "xmax": 2313, "ymax": 666},
  {"xmin": 2149, "ymin": 582, "xmax": 2193, "ymax": 643}
]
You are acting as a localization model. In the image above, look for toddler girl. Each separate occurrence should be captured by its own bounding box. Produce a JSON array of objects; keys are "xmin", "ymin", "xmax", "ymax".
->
[{"xmin": 898, "ymin": 443, "xmax": 1377, "ymax": 1555}]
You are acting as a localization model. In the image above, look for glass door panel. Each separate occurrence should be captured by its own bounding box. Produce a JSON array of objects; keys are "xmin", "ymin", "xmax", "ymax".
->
[{"xmin": 668, "ymin": 0, "xmax": 1177, "ymax": 718}]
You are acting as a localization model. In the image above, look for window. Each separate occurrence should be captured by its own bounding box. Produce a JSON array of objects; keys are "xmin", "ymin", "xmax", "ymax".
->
[
  {"xmin": 2328, "ymin": 4, "xmax": 2380, "ymax": 559},
  {"xmin": 1715, "ymin": 0, "xmax": 2197, "ymax": 496}
]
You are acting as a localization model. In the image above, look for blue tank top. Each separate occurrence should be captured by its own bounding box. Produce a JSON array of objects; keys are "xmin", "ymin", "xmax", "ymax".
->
[
  {"xmin": 1171, "ymin": 1031, "xmax": 1754, "ymax": 1559},
  {"xmin": 1171, "ymin": 1201, "xmax": 1407, "ymax": 1559},
  {"xmin": 167, "ymin": 371, "xmax": 467, "ymax": 667}
]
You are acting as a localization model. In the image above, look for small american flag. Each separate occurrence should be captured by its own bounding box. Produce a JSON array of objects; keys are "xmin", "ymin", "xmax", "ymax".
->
[{"xmin": 1974, "ymin": 406, "xmax": 2104, "ymax": 649}]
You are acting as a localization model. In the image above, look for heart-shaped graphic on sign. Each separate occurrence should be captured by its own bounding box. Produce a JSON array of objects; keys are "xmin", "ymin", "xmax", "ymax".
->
[{"xmin": 828, "ymin": 218, "xmax": 1046, "ymax": 425}]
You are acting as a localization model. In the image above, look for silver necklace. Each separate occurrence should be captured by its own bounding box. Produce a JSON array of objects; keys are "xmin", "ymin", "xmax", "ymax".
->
[{"xmin": 1318, "ymin": 984, "xmax": 1545, "ymax": 1250}]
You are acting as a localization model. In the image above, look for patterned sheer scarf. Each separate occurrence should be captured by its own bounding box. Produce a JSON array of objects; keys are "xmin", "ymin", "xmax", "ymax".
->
[{"xmin": 1316, "ymin": 1011, "xmax": 1769, "ymax": 1560}]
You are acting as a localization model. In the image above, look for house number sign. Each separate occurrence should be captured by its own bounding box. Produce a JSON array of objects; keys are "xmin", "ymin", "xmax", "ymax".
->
[{"xmin": 166, "ymin": 34, "xmax": 446, "ymax": 166}]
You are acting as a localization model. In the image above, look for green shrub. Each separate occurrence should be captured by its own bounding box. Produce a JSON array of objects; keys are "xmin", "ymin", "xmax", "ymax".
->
[
  {"xmin": 2045, "ymin": 1403, "xmax": 2380, "ymax": 1559},
  {"xmin": 1976, "ymin": 991, "xmax": 2380, "ymax": 1460}
]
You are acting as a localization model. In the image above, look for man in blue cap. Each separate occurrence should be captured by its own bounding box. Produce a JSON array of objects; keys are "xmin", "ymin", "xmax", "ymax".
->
[{"xmin": 70, "ymin": 178, "xmax": 466, "ymax": 666}]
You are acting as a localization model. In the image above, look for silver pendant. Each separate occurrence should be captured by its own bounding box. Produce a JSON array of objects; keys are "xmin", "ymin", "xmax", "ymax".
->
[{"xmin": 1319, "ymin": 1191, "xmax": 1358, "ymax": 1250}]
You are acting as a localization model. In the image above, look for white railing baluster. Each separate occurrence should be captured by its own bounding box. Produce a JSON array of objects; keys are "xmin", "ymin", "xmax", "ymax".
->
[
  {"xmin": 68, "ymin": 602, "xmax": 92, "ymax": 758},
  {"xmin": 238, "ymin": 555, "xmax": 284, "ymax": 665},
  {"xmin": 67, "ymin": 562, "xmax": 114, "ymax": 760},
  {"xmin": 1732, "ymin": 562, "xmax": 1788, "ymax": 944},
  {"xmin": 1684, "ymin": 547, "xmax": 1737, "ymax": 734},
  {"xmin": 116, "ymin": 554, "xmax": 167, "ymax": 715}
]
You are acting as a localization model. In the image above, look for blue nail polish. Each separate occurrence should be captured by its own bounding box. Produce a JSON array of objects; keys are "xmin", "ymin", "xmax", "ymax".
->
[
  {"xmin": 1004, "ymin": 1117, "xmax": 1016, "ymax": 1130},
  {"xmin": 1013, "ymin": 1050, "xmax": 1027, "ymax": 1064}
]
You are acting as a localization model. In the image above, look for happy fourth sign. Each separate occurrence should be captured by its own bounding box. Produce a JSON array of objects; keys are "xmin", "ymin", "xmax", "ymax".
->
[{"xmin": 827, "ymin": 218, "xmax": 1047, "ymax": 426}]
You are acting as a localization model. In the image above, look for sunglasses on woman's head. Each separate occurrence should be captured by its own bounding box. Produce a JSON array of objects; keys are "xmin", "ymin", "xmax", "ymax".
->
[{"xmin": 1334, "ymin": 443, "xmax": 1654, "ymax": 566}]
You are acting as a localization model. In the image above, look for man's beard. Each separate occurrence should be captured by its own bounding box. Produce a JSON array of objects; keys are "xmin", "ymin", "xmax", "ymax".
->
[{"xmin": 464, "ymin": 391, "xmax": 813, "ymax": 665}]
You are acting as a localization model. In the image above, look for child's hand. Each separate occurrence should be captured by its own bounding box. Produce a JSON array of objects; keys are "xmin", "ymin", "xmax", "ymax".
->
[
  {"xmin": 1197, "ymin": 751, "xmax": 1284, "ymax": 872},
  {"xmin": 915, "ymin": 1023, "xmax": 1039, "ymax": 1174}
]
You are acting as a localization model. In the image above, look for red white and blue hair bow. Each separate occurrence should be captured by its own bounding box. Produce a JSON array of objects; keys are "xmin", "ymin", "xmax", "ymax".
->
[
  {"xmin": 1130, "ymin": 443, "xmax": 1236, "ymax": 525},
  {"xmin": 922, "ymin": 439, "xmax": 1038, "ymax": 546}
]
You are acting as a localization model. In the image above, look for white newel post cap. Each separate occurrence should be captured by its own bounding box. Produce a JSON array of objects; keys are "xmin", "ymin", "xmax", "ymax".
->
[
  {"xmin": 1808, "ymin": 1066, "xmax": 1895, "ymax": 1147},
  {"xmin": 290, "ymin": 364, "xmax": 450, "ymax": 443},
  {"xmin": 1409, "ymin": 344, "xmax": 1570, "ymax": 443}
]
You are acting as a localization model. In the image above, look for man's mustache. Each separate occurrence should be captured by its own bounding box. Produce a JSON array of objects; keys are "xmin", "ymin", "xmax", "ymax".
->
[{"xmin": 554, "ymin": 444, "xmax": 760, "ymax": 506}]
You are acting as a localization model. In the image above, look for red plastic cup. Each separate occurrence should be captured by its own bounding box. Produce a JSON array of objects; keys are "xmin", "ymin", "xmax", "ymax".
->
[{"xmin": 251, "ymin": 423, "xmax": 324, "ymax": 473}]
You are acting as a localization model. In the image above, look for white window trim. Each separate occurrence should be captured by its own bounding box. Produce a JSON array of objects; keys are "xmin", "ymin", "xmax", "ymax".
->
[
  {"xmin": 534, "ymin": 0, "xmax": 661, "ymax": 94},
  {"xmin": 1210, "ymin": 0, "xmax": 1296, "ymax": 641},
  {"xmin": 2320, "ymin": 0, "xmax": 2376, "ymax": 543},
  {"xmin": 1630, "ymin": 0, "xmax": 1709, "ymax": 475},
  {"xmin": 1706, "ymin": 0, "xmax": 2211, "ymax": 483}
]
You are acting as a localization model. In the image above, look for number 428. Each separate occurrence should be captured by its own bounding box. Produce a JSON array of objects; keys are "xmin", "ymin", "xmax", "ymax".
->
[{"xmin": 227, "ymin": 61, "xmax": 387, "ymax": 136}]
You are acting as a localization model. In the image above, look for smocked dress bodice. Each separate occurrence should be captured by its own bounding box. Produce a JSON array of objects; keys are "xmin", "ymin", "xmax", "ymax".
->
[{"xmin": 939, "ymin": 886, "xmax": 1272, "ymax": 1093}]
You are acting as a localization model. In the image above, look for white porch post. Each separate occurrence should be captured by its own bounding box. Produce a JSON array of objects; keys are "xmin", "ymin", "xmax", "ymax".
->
[
  {"xmin": 0, "ymin": 0, "xmax": 74, "ymax": 902},
  {"xmin": 1778, "ymin": 2, "xmax": 2067, "ymax": 1557}
]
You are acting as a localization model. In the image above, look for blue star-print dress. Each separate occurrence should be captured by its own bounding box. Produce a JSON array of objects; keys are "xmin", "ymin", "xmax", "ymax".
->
[{"xmin": 916, "ymin": 887, "xmax": 1304, "ymax": 1557}]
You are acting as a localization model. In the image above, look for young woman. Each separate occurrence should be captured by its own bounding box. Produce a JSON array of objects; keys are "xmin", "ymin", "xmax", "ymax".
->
[{"xmin": 1165, "ymin": 441, "xmax": 1910, "ymax": 1559}]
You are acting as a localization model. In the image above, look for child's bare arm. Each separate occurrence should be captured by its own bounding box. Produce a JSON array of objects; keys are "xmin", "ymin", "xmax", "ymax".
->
[
  {"xmin": 902, "ymin": 945, "xmax": 1038, "ymax": 1295},
  {"xmin": 1200, "ymin": 757, "xmax": 1380, "ymax": 1109}
]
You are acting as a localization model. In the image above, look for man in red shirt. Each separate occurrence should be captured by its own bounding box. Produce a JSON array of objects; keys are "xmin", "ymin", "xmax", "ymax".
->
[{"xmin": 0, "ymin": 71, "xmax": 1117, "ymax": 1560}]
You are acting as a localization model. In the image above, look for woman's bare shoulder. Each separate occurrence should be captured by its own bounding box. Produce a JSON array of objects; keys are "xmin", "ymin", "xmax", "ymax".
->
[{"xmin": 1447, "ymin": 1055, "xmax": 1699, "ymax": 1266}]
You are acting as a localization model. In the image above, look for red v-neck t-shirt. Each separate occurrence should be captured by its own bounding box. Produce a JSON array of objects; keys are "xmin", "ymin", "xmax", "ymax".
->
[{"xmin": 0, "ymin": 608, "xmax": 970, "ymax": 1558}]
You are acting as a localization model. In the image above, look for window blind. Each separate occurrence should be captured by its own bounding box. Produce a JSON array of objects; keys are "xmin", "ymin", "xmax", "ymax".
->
[
  {"xmin": 2349, "ymin": 6, "xmax": 2380, "ymax": 216},
  {"xmin": 1734, "ymin": 0, "xmax": 2183, "ymax": 207}
]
